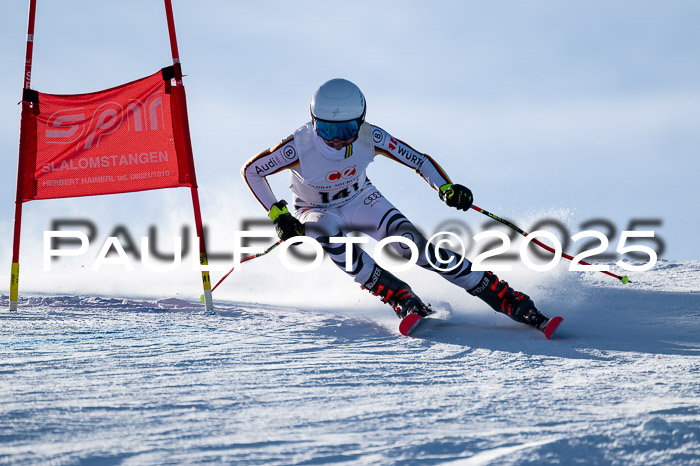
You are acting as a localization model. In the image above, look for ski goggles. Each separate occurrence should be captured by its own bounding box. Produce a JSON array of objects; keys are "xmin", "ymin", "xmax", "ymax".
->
[{"xmin": 313, "ymin": 117, "xmax": 363, "ymax": 141}]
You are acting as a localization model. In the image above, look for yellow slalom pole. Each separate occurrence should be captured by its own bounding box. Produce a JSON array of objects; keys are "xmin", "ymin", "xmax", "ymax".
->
[
  {"xmin": 200, "ymin": 252, "xmax": 214, "ymax": 312},
  {"xmin": 165, "ymin": 0, "xmax": 214, "ymax": 313},
  {"xmin": 10, "ymin": 262, "xmax": 19, "ymax": 311},
  {"xmin": 9, "ymin": 1, "xmax": 38, "ymax": 311}
]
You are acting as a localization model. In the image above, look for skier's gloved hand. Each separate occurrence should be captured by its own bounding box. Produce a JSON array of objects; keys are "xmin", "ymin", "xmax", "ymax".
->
[
  {"xmin": 269, "ymin": 200, "xmax": 305, "ymax": 241},
  {"xmin": 439, "ymin": 183, "xmax": 473, "ymax": 211}
]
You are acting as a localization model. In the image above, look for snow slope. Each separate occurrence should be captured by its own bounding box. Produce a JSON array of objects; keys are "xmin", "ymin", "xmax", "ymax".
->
[{"xmin": 1, "ymin": 261, "xmax": 699, "ymax": 465}]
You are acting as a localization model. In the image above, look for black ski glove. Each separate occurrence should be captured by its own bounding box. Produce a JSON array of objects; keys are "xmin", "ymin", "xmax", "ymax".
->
[
  {"xmin": 268, "ymin": 200, "xmax": 305, "ymax": 241},
  {"xmin": 439, "ymin": 183, "xmax": 473, "ymax": 211}
]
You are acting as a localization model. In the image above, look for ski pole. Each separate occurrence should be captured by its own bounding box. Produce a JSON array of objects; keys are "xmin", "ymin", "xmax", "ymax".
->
[
  {"xmin": 200, "ymin": 239, "xmax": 283, "ymax": 301},
  {"xmin": 470, "ymin": 205, "xmax": 630, "ymax": 284},
  {"xmin": 213, "ymin": 239, "xmax": 282, "ymax": 291}
]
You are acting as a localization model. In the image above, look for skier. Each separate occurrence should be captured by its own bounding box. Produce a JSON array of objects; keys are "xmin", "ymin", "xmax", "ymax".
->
[{"xmin": 242, "ymin": 78, "xmax": 559, "ymax": 336}]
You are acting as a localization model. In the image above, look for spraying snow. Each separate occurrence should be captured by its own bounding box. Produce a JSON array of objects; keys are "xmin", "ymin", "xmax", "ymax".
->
[{"xmin": 1, "ymin": 261, "xmax": 699, "ymax": 464}]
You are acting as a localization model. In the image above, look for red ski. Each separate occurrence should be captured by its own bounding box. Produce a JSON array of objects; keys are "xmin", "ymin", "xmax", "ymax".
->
[
  {"xmin": 541, "ymin": 316, "xmax": 564, "ymax": 339},
  {"xmin": 400, "ymin": 312, "xmax": 563, "ymax": 339},
  {"xmin": 399, "ymin": 312, "xmax": 425, "ymax": 336}
]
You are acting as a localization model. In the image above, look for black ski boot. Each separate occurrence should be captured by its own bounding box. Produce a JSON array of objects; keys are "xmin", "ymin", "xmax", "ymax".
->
[
  {"xmin": 467, "ymin": 271, "xmax": 549, "ymax": 330},
  {"xmin": 362, "ymin": 265, "xmax": 430, "ymax": 318}
]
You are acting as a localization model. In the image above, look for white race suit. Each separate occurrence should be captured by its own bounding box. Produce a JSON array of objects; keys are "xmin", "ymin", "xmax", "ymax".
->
[{"xmin": 242, "ymin": 122, "xmax": 484, "ymax": 290}]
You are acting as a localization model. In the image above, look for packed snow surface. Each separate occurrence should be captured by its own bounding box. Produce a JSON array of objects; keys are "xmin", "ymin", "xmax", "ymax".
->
[{"xmin": 1, "ymin": 261, "xmax": 699, "ymax": 465}]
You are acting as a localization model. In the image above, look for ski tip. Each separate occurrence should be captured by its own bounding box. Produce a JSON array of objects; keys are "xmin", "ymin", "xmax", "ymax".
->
[
  {"xmin": 399, "ymin": 313, "xmax": 423, "ymax": 336},
  {"xmin": 543, "ymin": 316, "xmax": 563, "ymax": 339}
]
